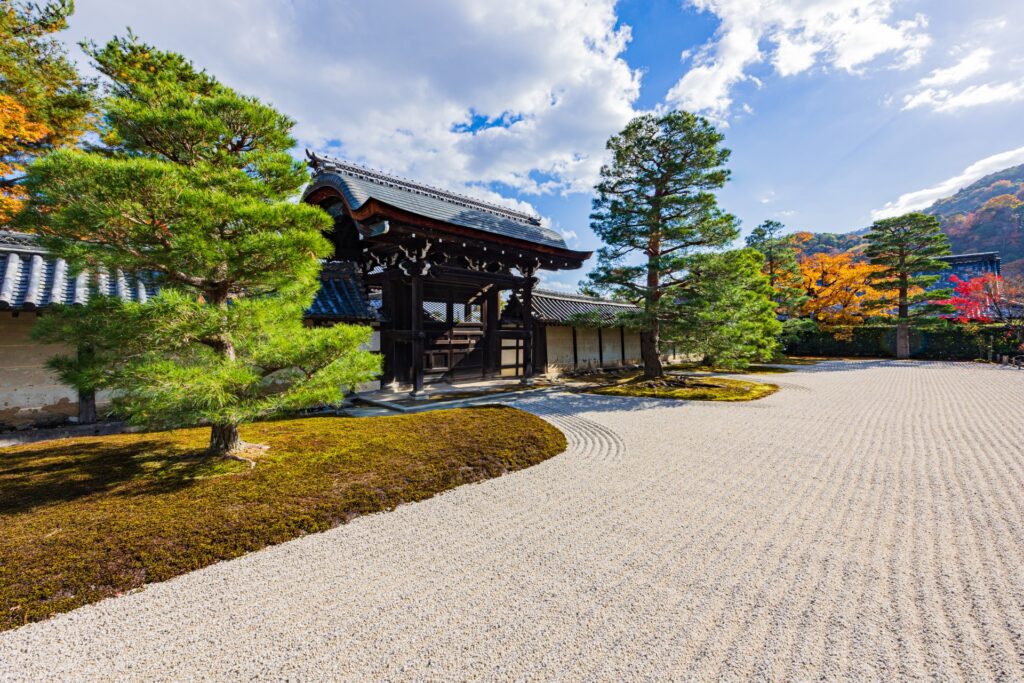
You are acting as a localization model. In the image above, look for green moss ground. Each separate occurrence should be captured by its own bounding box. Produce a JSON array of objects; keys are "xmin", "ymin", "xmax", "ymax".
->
[
  {"xmin": 0, "ymin": 407, "xmax": 565, "ymax": 631},
  {"xmin": 586, "ymin": 376, "xmax": 779, "ymax": 402},
  {"xmin": 663, "ymin": 362, "xmax": 795, "ymax": 374}
]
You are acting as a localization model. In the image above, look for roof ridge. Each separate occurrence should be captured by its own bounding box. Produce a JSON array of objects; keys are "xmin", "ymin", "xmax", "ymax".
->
[
  {"xmin": 533, "ymin": 288, "xmax": 636, "ymax": 306},
  {"xmin": 306, "ymin": 150, "xmax": 542, "ymax": 226},
  {"xmin": 0, "ymin": 230, "xmax": 46, "ymax": 254}
]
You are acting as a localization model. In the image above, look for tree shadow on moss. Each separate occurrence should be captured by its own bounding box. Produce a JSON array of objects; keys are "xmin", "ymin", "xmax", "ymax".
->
[{"xmin": 0, "ymin": 438, "xmax": 220, "ymax": 515}]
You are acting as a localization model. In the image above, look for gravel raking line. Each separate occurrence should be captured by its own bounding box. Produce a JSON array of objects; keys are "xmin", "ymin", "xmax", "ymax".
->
[{"xmin": 2, "ymin": 360, "xmax": 1024, "ymax": 681}]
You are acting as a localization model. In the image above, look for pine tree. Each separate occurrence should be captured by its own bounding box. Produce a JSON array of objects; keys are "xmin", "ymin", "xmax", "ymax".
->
[
  {"xmin": 20, "ymin": 35, "xmax": 379, "ymax": 458},
  {"xmin": 663, "ymin": 248, "xmax": 781, "ymax": 368},
  {"xmin": 864, "ymin": 212, "xmax": 953, "ymax": 358},
  {"xmin": 0, "ymin": 0, "xmax": 94, "ymax": 221},
  {"xmin": 585, "ymin": 111, "xmax": 738, "ymax": 378},
  {"xmin": 745, "ymin": 219, "xmax": 805, "ymax": 315}
]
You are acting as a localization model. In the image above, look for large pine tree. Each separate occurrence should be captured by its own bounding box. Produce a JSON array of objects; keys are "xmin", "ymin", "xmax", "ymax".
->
[
  {"xmin": 20, "ymin": 35, "xmax": 379, "ymax": 457},
  {"xmin": 864, "ymin": 212, "xmax": 953, "ymax": 358},
  {"xmin": 585, "ymin": 111, "xmax": 738, "ymax": 378}
]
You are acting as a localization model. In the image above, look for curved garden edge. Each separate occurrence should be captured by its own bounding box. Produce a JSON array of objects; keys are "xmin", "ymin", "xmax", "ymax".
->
[
  {"xmin": 0, "ymin": 406, "xmax": 566, "ymax": 631},
  {"xmin": 582, "ymin": 376, "xmax": 780, "ymax": 402}
]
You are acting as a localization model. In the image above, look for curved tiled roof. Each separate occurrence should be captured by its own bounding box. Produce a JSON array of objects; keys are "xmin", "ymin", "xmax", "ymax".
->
[
  {"xmin": 531, "ymin": 289, "xmax": 639, "ymax": 325},
  {"xmin": 0, "ymin": 231, "xmax": 376, "ymax": 322},
  {"xmin": 303, "ymin": 153, "xmax": 569, "ymax": 250},
  {"xmin": 0, "ymin": 232, "xmax": 156, "ymax": 310},
  {"xmin": 308, "ymin": 261, "xmax": 377, "ymax": 322}
]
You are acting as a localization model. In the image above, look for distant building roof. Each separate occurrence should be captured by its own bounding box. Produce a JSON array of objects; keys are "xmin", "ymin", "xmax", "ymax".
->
[
  {"xmin": 531, "ymin": 289, "xmax": 639, "ymax": 325},
  {"xmin": 0, "ymin": 231, "xmax": 376, "ymax": 322},
  {"xmin": 937, "ymin": 252, "xmax": 1001, "ymax": 267},
  {"xmin": 308, "ymin": 261, "xmax": 377, "ymax": 322},
  {"xmin": 0, "ymin": 231, "xmax": 156, "ymax": 311},
  {"xmin": 304, "ymin": 153, "xmax": 569, "ymax": 250}
]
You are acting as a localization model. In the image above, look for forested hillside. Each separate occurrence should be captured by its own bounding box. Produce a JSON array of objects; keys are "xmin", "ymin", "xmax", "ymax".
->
[
  {"xmin": 793, "ymin": 164, "xmax": 1024, "ymax": 274},
  {"xmin": 927, "ymin": 164, "xmax": 1024, "ymax": 275}
]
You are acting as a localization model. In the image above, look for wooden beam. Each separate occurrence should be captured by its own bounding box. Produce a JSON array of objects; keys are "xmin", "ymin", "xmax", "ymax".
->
[{"xmin": 598, "ymin": 327, "xmax": 604, "ymax": 368}]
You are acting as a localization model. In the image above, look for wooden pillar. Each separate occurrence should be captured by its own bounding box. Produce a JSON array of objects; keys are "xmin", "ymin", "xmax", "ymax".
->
[
  {"xmin": 598, "ymin": 327, "xmax": 604, "ymax": 368},
  {"xmin": 572, "ymin": 326, "xmax": 578, "ymax": 369},
  {"xmin": 521, "ymin": 279, "xmax": 534, "ymax": 381},
  {"xmin": 620, "ymin": 326, "xmax": 626, "ymax": 365},
  {"xmin": 484, "ymin": 287, "xmax": 500, "ymax": 375},
  {"xmin": 534, "ymin": 321, "xmax": 547, "ymax": 374},
  {"xmin": 410, "ymin": 274, "xmax": 424, "ymax": 396},
  {"xmin": 380, "ymin": 273, "xmax": 396, "ymax": 386}
]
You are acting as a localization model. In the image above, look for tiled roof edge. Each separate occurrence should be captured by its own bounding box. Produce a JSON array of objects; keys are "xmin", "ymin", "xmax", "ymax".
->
[{"xmin": 306, "ymin": 150, "xmax": 543, "ymax": 226}]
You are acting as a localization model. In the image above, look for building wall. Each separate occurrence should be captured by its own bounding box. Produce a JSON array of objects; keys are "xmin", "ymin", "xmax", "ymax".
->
[
  {"xmin": 0, "ymin": 313, "xmax": 78, "ymax": 428},
  {"xmin": 540, "ymin": 324, "xmax": 644, "ymax": 372},
  {"xmin": 544, "ymin": 325, "xmax": 575, "ymax": 366},
  {"xmin": 356, "ymin": 328, "xmax": 382, "ymax": 392}
]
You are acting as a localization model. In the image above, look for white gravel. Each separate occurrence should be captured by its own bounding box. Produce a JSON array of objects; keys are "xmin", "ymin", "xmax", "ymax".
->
[{"xmin": 3, "ymin": 360, "xmax": 1024, "ymax": 681}]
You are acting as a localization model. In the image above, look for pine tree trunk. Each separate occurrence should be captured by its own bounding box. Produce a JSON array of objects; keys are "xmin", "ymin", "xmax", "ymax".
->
[
  {"xmin": 78, "ymin": 389, "xmax": 97, "ymax": 425},
  {"xmin": 640, "ymin": 326, "xmax": 663, "ymax": 379},
  {"xmin": 897, "ymin": 281, "xmax": 910, "ymax": 359},
  {"xmin": 209, "ymin": 423, "xmax": 241, "ymax": 455},
  {"xmin": 896, "ymin": 322, "xmax": 910, "ymax": 359}
]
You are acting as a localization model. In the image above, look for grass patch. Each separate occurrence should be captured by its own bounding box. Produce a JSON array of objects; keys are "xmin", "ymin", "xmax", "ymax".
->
[
  {"xmin": 585, "ymin": 376, "xmax": 779, "ymax": 402},
  {"xmin": 0, "ymin": 407, "xmax": 565, "ymax": 631},
  {"xmin": 663, "ymin": 362, "xmax": 794, "ymax": 375},
  {"xmin": 774, "ymin": 356, "xmax": 823, "ymax": 366}
]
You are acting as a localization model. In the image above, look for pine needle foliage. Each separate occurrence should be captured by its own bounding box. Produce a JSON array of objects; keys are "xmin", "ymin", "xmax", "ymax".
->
[
  {"xmin": 864, "ymin": 212, "xmax": 954, "ymax": 358},
  {"xmin": 585, "ymin": 111, "xmax": 740, "ymax": 378},
  {"xmin": 19, "ymin": 34, "xmax": 379, "ymax": 455}
]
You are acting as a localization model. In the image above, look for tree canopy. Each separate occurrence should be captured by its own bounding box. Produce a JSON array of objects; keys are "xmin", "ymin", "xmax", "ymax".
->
[
  {"xmin": 585, "ymin": 111, "xmax": 741, "ymax": 377},
  {"xmin": 0, "ymin": 0, "xmax": 94, "ymax": 221},
  {"xmin": 745, "ymin": 219, "xmax": 805, "ymax": 316},
  {"xmin": 864, "ymin": 212, "xmax": 953, "ymax": 357},
  {"xmin": 663, "ymin": 248, "xmax": 781, "ymax": 368},
  {"xmin": 20, "ymin": 34, "xmax": 378, "ymax": 457}
]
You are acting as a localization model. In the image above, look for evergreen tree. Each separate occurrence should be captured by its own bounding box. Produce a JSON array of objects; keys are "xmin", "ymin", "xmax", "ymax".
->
[
  {"xmin": 585, "ymin": 111, "xmax": 738, "ymax": 378},
  {"xmin": 864, "ymin": 212, "xmax": 953, "ymax": 358},
  {"xmin": 20, "ymin": 35, "xmax": 379, "ymax": 458},
  {"xmin": 0, "ymin": 0, "xmax": 94, "ymax": 220},
  {"xmin": 663, "ymin": 248, "xmax": 781, "ymax": 368},
  {"xmin": 745, "ymin": 219, "xmax": 805, "ymax": 315}
]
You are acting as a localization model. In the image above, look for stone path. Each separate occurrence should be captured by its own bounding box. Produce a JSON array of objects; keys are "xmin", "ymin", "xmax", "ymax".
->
[{"xmin": 2, "ymin": 360, "xmax": 1024, "ymax": 681}]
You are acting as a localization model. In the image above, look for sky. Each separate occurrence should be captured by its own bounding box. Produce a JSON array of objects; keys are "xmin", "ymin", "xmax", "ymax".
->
[{"xmin": 60, "ymin": 0, "xmax": 1024, "ymax": 291}]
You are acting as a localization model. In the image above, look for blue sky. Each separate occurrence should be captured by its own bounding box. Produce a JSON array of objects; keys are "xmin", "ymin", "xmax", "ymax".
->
[{"xmin": 62, "ymin": 0, "xmax": 1024, "ymax": 291}]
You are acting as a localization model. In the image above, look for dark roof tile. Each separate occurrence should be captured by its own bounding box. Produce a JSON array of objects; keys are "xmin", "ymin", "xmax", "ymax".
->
[{"xmin": 304, "ymin": 154, "xmax": 569, "ymax": 250}]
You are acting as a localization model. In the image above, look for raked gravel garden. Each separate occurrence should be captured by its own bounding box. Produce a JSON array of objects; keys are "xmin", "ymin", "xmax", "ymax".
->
[{"xmin": 3, "ymin": 360, "xmax": 1024, "ymax": 680}]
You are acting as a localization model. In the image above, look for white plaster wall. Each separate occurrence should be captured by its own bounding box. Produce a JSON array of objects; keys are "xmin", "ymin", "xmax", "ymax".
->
[
  {"xmin": 545, "ymin": 326, "xmax": 575, "ymax": 366},
  {"xmin": 602, "ymin": 328, "xmax": 623, "ymax": 366},
  {"xmin": 0, "ymin": 314, "xmax": 78, "ymax": 427},
  {"xmin": 355, "ymin": 326, "xmax": 382, "ymax": 392},
  {"xmin": 624, "ymin": 330, "xmax": 642, "ymax": 364}
]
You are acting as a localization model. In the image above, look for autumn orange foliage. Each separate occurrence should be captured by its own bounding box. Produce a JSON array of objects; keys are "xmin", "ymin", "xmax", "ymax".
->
[
  {"xmin": 797, "ymin": 252, "xmax": 887, "ymax": 339},
  {"xmin": 0, "ymin": 94, "xmax": 49, "ymax": 222}
]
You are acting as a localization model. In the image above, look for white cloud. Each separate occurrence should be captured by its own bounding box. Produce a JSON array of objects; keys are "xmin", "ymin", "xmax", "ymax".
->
[
  {"xmin": 903, "ymin": 79, "xmax": 1024, "ymax": 113},
  {"xmin": 666, "ymin": 0, "xmax": 930, "ymax": 118},
  {"xmin": 918, "ymin": 47, "xmax": 992, "ymax": 87},
  {"xmin": 559, "ymin": 229, "xmax": 579, "ymax": 244},
  {"xmin": 63, "ymin": 0, "xmax": 641, "ymax": 203},
  {"xmin": 871, "ymin": 145, "xmax": 1024, "ymax": 219}
]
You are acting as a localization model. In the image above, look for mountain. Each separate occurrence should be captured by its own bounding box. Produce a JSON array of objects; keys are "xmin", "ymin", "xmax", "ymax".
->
[
  {"xmin": 793, "ymin": 164, "xmax": 1024, "ymax": 276},
  {"xmin": 926, "ymin": 164, "xmax": 1024, "ymax": 275}
]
